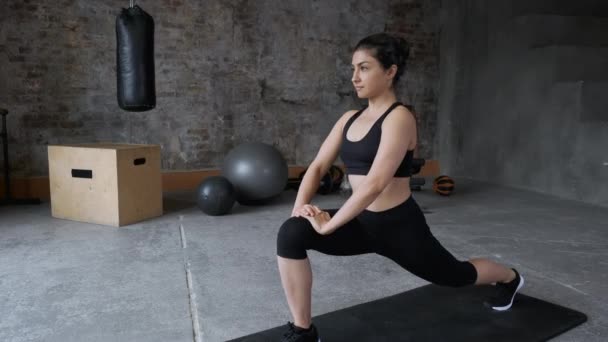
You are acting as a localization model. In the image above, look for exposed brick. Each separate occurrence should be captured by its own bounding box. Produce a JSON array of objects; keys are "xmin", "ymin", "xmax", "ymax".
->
[
  {"xmin": 2, "ymin": 0, "xmax": 440, "ymax": 176},
  {"xmin": 8, "ymin": 55, "xmax": 25, "ymax": 62}
]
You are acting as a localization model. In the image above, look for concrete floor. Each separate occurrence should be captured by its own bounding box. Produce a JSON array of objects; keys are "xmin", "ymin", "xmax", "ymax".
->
[{"xmin": 1, "ymin": 179, "xmax": 606, "ymax": 342}]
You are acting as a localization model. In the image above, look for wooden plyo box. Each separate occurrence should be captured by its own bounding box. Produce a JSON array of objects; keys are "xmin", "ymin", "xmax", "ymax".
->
[{"xmin": 48, "ymin": 143, "xmax": 163, "ymax": 227}]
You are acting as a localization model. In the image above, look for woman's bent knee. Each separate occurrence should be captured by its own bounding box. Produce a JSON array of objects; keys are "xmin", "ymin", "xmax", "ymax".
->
[{"xmin": 276, "ymin": 217, "xmax": 314, "ymax": 259}]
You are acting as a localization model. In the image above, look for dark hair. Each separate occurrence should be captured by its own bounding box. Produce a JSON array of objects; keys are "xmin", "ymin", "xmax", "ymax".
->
[{"xmin": 354, "ymin": 33, "xmax": 410, "ymax": 85}]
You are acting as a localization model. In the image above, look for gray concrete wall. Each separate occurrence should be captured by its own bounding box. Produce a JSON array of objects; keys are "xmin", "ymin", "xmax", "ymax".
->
[
  {"xmin": 0, "ymin": 0, "xmax": 440, "ymax": 176},
  {"xmin": 439, "ymin": 0, "xmax": 608, "ymax": 207}
]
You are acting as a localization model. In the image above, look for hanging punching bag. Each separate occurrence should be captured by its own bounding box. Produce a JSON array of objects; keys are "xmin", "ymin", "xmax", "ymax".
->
[{"xmin": 116, "ymin": 4, "xmax": 156, "ymax": 111}]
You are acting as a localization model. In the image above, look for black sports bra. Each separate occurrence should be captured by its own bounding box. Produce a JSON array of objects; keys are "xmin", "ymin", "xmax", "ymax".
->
[{"xmin": 339, "ymin": 102, "xmax": 414, "ymax": 177}]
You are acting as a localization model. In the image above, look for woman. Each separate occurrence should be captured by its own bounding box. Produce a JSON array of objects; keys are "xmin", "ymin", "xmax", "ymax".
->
[{"xmin": 276, "ymin": 33, "xmax": 524, "ymax": 342}]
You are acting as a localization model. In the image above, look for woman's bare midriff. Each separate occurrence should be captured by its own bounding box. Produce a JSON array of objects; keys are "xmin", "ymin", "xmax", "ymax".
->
[{"xmin": 349, "ymin": 174, "xmax": 411, "ymax": 212}]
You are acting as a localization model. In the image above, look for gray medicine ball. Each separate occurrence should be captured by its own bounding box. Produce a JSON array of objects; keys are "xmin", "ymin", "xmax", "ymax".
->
[{"xmin": 196, "ymin": 176, "xmax": 236, "ymax": 216}]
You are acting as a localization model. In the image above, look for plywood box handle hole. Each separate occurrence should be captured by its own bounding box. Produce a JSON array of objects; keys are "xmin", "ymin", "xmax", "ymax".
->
[
  {"xmin": 71, "ymin": 169, "xmax": 93, "ymax": 179},
  {"xmin": 133, "ymin": 158, "xmax": 146, "ymax": 166}
]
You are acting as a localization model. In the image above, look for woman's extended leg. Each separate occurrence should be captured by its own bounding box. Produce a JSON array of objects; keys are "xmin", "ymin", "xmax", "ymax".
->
[
  {"xmin": 369, "ymin": 196, "xmax": 524, "ymax": 310},
  {"xmin": 469, "ymin": 258, "xmax": 515, "ymax": 285},
  {"xmin": 469, "ymin": 258, "xmax": 524, "ymax": 310}
]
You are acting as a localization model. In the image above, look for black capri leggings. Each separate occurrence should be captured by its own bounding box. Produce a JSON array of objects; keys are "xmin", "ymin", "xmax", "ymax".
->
[{"xmin": 277, "ymin": 196, "xmax": 477, "ymax": 287}]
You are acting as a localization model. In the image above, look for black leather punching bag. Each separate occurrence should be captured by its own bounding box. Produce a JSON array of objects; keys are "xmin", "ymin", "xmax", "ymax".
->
[{"xmin": 116, "ymin": 5, "xmax": 156, "ymax": 111}]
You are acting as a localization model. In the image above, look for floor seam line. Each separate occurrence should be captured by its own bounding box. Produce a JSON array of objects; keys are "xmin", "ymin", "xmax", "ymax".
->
[{"xmin": 180, "ymin": 216, "xmax": 203, "ymax": 342}]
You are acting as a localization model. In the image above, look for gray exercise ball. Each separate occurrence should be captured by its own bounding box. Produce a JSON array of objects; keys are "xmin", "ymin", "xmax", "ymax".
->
[{"xmin": 222, "ymin": 142, "xmax": 288, "ymax": 204}]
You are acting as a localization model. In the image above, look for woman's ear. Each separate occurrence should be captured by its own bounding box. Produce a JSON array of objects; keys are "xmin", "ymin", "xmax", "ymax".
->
[{"xmin": 386, "ymin": 64, "xmax": 398, "ymax": 80}]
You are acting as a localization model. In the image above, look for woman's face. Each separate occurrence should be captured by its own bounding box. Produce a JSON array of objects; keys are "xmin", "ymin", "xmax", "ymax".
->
[{"xmin": 351, "ymin": 49, "xmax": 395, "ymax": 99}]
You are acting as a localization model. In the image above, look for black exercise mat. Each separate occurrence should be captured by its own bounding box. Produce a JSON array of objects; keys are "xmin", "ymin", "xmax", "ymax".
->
[{"xmin": 228, "ymin": 284, "xmax": 587, "ymax": 342}]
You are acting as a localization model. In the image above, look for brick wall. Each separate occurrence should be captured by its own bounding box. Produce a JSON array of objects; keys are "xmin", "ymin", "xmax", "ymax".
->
[
  {"xmin": 1, "ymin": 0, "xmax": 440, "ymax": 176},
  {"xmin": 386, "ymin": 0, "xmax": 440, "ymax": 159}
]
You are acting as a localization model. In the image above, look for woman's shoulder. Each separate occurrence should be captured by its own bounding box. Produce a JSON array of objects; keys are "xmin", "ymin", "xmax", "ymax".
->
[
  {"xmin": 337, "ymin": 108, "xmax": 361, "ymax": 122},
  {"xmin": 332, "ymin": 109, "xmax": 363, "ymax": 132},
  {"xmin": 391, "ymin": 103, "xmax": 416, "ymax": 119},
  {"xmin": 397, "ymin": 103, "xmax": 417, "ymax": 120},
  {"xmin": 344, "ymin": 108, "xmax": 361, "ymax": 117},
  {"xmin": 381, "ymin": 104, "xmax": 416, "ymax": 128},
  {"xmin": 338, "ymin": 109, "xmax": 361, "ymax": 125}
]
